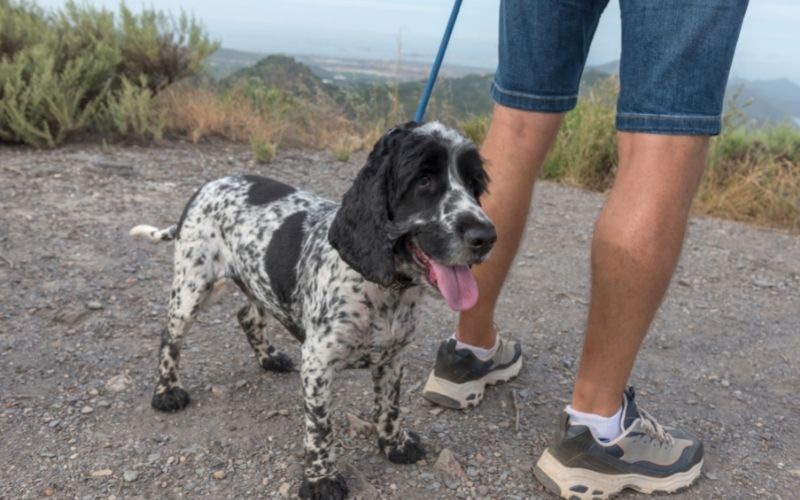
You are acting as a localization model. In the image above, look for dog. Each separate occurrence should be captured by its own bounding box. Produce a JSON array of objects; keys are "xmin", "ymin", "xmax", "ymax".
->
[{"xmin": 130, "ymin": 121, "xmax": 496, "ymax": 499}]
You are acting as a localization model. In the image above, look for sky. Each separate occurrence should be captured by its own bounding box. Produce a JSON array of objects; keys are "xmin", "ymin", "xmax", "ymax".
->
[{"xmin": 34, "ymin": 0, "xmax": 800, "ymax": 84}]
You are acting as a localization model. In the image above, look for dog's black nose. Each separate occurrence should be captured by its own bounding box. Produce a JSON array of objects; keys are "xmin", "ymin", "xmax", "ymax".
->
[{"xmin": 463, "ymin": 223, "xmax": 497, "ymax": 254}]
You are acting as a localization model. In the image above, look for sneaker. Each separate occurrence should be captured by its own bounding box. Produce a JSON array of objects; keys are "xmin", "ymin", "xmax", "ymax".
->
[
  {"xmin": 534, "ymin": 388, "xmax": 704, "ymax": 499},
  {"xmin": 422, "ymin": 337, "xmax": 522, "ymax": 409}
]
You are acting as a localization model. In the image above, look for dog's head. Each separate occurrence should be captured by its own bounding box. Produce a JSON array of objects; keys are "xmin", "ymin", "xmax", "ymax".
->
[{"xmin": 329, "ymin": 121, "xmax": 495, "ymax": 311}]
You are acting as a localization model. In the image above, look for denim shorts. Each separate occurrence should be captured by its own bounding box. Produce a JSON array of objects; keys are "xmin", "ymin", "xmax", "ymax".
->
[{"xmin": 491, "ymin": 0, "xmax": 749, "ymax": 135}]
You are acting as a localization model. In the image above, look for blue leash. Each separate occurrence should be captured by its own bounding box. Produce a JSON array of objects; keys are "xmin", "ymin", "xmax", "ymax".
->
[{"xmin": 414, "ymin": 0, "xmax": 462, "ymax": 122}]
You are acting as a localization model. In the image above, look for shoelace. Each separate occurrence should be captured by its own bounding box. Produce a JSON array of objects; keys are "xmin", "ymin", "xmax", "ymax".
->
[{"xmin": 638, "ymin": 407, "xmax": 674, "ymax": 445}]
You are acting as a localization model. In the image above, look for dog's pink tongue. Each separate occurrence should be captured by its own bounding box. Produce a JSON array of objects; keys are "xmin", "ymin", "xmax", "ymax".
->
[{"xmin": 429, "ymin": 261, "xmax": 479, "ymax": 311}]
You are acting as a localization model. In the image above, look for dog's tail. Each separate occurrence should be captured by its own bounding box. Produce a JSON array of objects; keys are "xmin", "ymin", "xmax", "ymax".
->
[{"xmin": 130, "ymin": 224, "xmax": 177, "ymax": 243}]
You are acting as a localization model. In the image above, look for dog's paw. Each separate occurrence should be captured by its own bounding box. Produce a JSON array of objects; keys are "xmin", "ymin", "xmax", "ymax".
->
[
  {"xmin": 261, "ymin": 352, "xmax": 295, "ymax": 372},
  {"xmin": 151, "ymin": 386, "xmax": 190, "ymax": 412},
  {"xmin": 380, "ymin": 430, "xmax": 427, "ymax": 464},
  {"xmin": 299, "ymin": 473, "xmax": 348, "ymax": 500}
]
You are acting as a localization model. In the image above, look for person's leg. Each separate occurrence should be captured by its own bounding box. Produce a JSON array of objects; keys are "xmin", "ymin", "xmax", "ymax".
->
[
  {"xmin": 456, "ymin": 106, "xmax": 563, "ymax": 349},
  {"xmin": 421, "ymin": 106, "xmax": 562, "ymax": 409},
  {"xmin": 423, "ymin": 0, "xmax": 610, "ymax": 410},
  {"xmin": 535, "ymin": 0, "xmax": 748, "ymax": 496},
  {"xmin": 572, "ymin": 132, "xmax": 708, "ymax": 416}
]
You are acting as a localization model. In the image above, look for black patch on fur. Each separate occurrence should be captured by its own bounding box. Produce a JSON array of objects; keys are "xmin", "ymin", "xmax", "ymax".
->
[
  {"xmin": 151, "ymin": 387, "xmax": 190, "ymax": 412},
  {"xmin": 261, "ymin": 352, "xmax": 295, "ymax": 372},
  {"xmin": 244, "ymin": 175, "xmax": 296, "ymax": 205},
  {"xmin": 175, "ymin": 184, "xmax": 206, "ymax": 238},
  {"xmin": 299, "ymin": 473, "xmax": 348, "ymax": 500},
  {"xmin": 329, "ymin": 122, "xmax": 429, "ymax": 286},
  {"xmin": 265, "ymin": 211, "xmax": 306, "ymax": 304},
  {"xmin": 379, "ymin": 431, "xmax": 426, "ymax": 464},
  {"xmin": 282, "ymin": 320, "xmax": 306, "ymax": 343},
  {"xmin": 456, "ymin": 146, "xmax": 489, "ymax": 201}
]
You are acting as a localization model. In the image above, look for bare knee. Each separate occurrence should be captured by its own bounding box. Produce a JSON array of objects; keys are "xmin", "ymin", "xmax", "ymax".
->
[{"xmin": 489, "ymin": 104, "xmax": 564, "ymax": 145}]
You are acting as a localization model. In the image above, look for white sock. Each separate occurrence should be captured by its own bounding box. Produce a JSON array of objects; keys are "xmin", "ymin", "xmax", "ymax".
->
[
  {"xmin": 565, "ymin": 404, "xmax": 624, "ymax": 442},
  {"xmin": 451, "ymin": 334, "xmax": 498, "ymax": 361}
]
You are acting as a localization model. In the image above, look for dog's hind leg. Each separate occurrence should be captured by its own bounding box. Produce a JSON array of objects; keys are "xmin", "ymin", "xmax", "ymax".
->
[
  {"xmin": 236, "ymin": 303, "xmax": 294, "ymax": 372},
  {"xmin": 151, "ymin": 247, "xmax": 215, "ymax": 412},
  {"xmin": 372, "ymin": 358, "xmax": 426, "ymax": 464}
]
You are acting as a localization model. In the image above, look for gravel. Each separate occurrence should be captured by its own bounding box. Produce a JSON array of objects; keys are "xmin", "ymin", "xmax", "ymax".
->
[{"xmin": 1, "ymin": 140, "xmax": 798, "ymax": 498}]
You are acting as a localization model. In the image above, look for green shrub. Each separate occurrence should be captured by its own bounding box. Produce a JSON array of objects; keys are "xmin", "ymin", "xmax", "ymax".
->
[
  {"xmin": 0, "ymin": 43, "xmax": 118, "ymax": 147},
  {"xmin": 117, "ymin": 4, "xmax": 218, "ymax": 92},
  {"xmin": 460, "ymin": 114, "xmax": 490, "ymax": 146},
  {"xmin": 250, "ymin": 136, "xmax": 277, "ymax": 163},
  {"xmin": 0, "ymin": 0, "xmax": 218, "ymax": 147},
  {"xmin": 103, "ymin": 75, "xmax": 166, "ymax": 140},
  {"xmin": 331, "ymin": 137, "xmax": 353, "ymax": 162},
  {"xmin": 542, "ymin": 76, "xmax": 618, "ymax": 190}
]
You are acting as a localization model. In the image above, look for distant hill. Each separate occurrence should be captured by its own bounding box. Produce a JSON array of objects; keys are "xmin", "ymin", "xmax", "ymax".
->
[
  {"xmin": 209, "ymin": 50, "xmax": 800, "ymax": 127},
  {"xmin": 208, "ymin": 47, "xmax": 491, "ymax": 84},
  {"xmin": 221, "ymin": 54, "xmax": 341, "ymax": 103},
  {"xmin": 207, "ymin": 47, "xmax": 266, "ymax": 78},
  {"xmin": 728, "ymin": 77, "xmax": 800, "ymax": 126}
]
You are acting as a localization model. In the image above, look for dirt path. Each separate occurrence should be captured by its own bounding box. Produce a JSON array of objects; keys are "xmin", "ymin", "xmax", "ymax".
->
[{"xmin": 1, "ymin": 141, "xmax": 798, "ymax": 499}]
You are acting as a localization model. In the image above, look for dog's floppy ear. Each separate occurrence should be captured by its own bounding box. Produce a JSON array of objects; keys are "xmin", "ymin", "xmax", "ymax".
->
[{"xmin": 329, "ymin": 127, "xmax": 412, "ymax": 286}]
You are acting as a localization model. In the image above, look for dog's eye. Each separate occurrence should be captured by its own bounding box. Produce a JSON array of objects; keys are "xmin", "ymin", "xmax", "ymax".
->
[{"xmin": 417, "ymin": 176, "xmax": 432, "ymax": 190}]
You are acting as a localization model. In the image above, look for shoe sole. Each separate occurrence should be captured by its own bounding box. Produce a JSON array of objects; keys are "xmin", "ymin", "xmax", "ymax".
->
[
  {"xmin": 533, "ymin": 448, "xmax": 704, "ymax": 500},
  {"xmin": 421, "ymin": 356, "xmax": 523, "ymax": 409}
]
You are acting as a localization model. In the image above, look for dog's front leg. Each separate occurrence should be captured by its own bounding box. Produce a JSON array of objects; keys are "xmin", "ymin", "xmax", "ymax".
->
[
  {"xmin": 298, "ymin": 345, "xmax": 348, "ymax": 500},
  {"xmin": 372, "ymin": 358, "xmax": 426, "ymax": 464}
]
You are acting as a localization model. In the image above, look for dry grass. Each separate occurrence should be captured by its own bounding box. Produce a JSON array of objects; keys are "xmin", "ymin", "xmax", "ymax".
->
[
  {"xmin": 162, "ymin": 76, "xmax": 798, "ymax": 232},
  {"xmin": 697, "ymin": 135, "xmax": 800, "ymax": 230},
  {"xmin": 162, "ymin": 83, "xmax": 372, "ymax": 155},
  {"xmin": 162, "ymin": 86, "xmax": 278, "ymax": 144}
]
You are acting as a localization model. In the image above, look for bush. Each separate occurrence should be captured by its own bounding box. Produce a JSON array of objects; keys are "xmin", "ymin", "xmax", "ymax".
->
[
  {"xmin": 103, "ymin": 75, "xmax": 166, "ymax": 141},
  {"xmin": 330, "ymin": 136, "xmax": 355, "ymax": 162},
  {"xmin": 0, "ymin": 0, "xmax": 217, "ymax": 147},
  {"xmin": 460, "ymin": 114, "xmax": 490, "ymax": 146},
  {"xmin": 542, "ymin": 76, "xmax": 618, "ymax": 190},
  {"xmin": 0, "ymin": 43, "xmax": 117, "ymax": 147},
  {"xmin": 250, "ymin": 135, "xmax": 277, "ymax": 164}
]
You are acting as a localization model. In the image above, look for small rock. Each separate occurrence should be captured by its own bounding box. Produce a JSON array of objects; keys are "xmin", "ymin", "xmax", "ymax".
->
[
  {"xmin": 105, "ymin": 374, "xmax": 132, "ymax": 393},
  {"xmin": 345, "ymin": 413, "xmax": 374, "ymax": 436},
  {"xmin": 210, "ymin": 385, "xmax": 228, "ymax": 398},
  {"xmin": 235, "ymin": 379, "xmax": 248, "ymax": 390},
  {"xmin": 86, "ymin": 301, "xmax": 104, "ymax": 310},
  {"xmin": 752, "ymin": 278, "xmax": 776, "ymax": 288},
  {"xmin": 212, "ymin": 470, "xmax": 226, "ymax": 480},
  {"xmin": 123, "ymin": 470, "xmax": 138, "ymax": 482},
  {"xmin": 429, "ymin": 407, "xmax": 444, "ymax": 416},
  {"xmin": 721, "ymin": 379, "xmax": 731, "ymax": 387},
  {"xmin": 279, "ymin": 482, "xmax": 291, "ymax": 496},
  {"xmin": 705, "ymin": 472, "xmax": 718, "ymax": 481},
  {"xmin": 90, "ymin": 468, "xmax": 113, "ymax": 478},
  {"xmin": 789, "ymin": 468, "xmax": 800, "ymax": 478},
  {"xmin": 434, "ymin": 448, "xmax": 467, "ymax": 481},
  {"xmin": 81, "ymin": 406, "xmax": 94, "ymax": 414}
]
